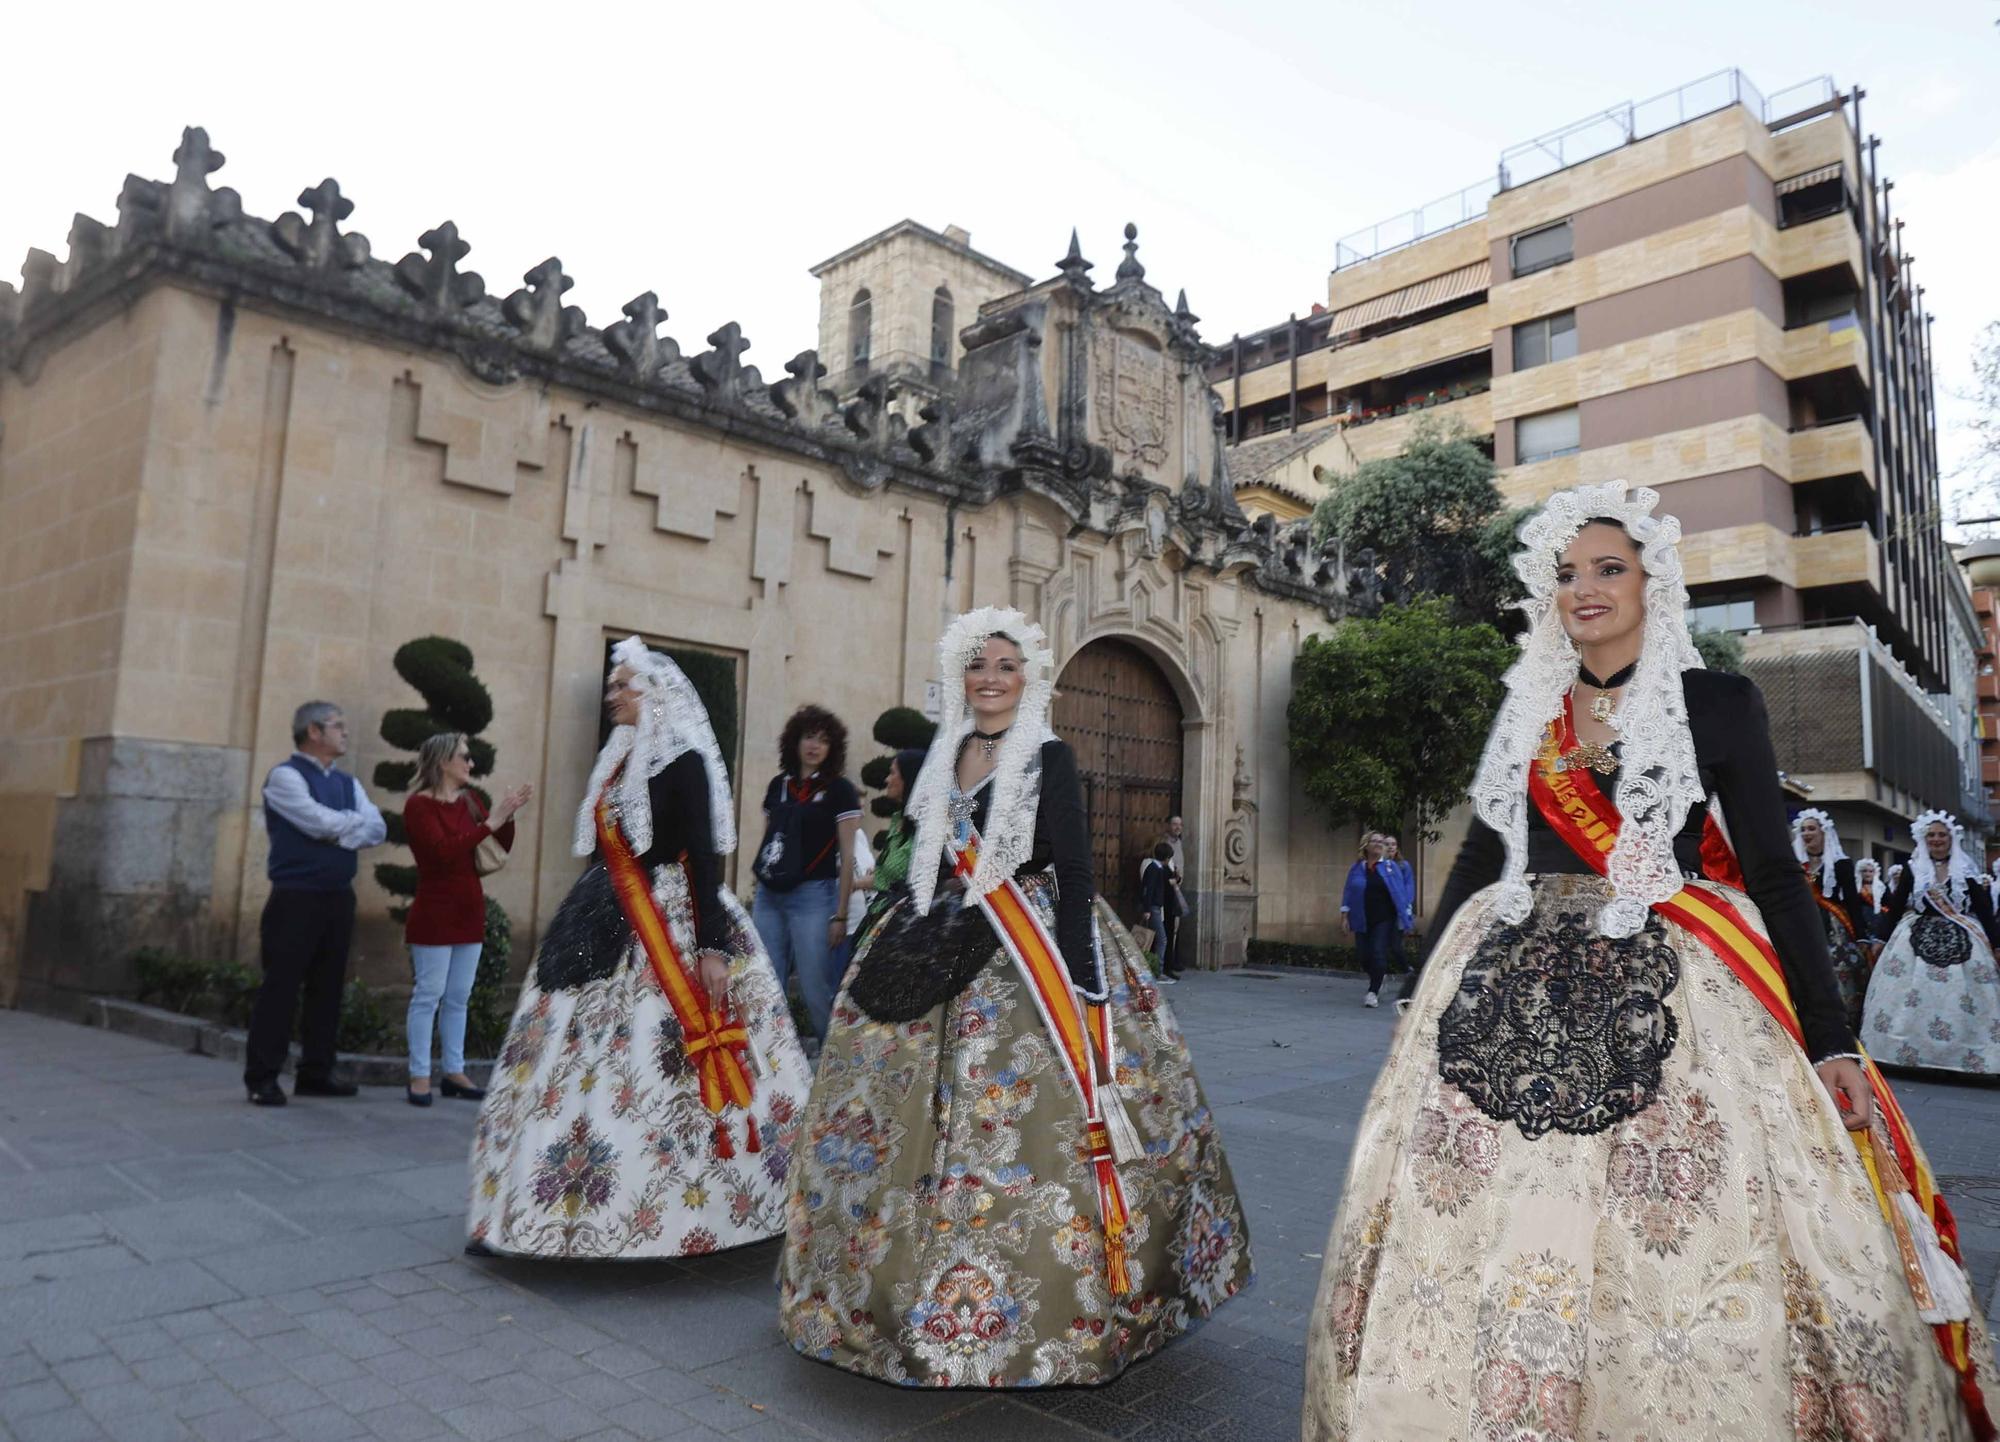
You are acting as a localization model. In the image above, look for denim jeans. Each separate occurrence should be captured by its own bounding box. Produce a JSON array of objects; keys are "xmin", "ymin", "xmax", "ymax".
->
[
  {"xmin": 1356, "ymin": 918, "xmax": 1404, "ymax": 996},
  {"xmin": 408, "ymin": 942, "xmax": 481, "ymax": 1078},
  {"xmin": 1145, "ymin": 906, "xmax": 1169, "ymax": 970},
  {"xmin": 753, "ymin": 877, "xmax": 840, "ymax": 1042}
]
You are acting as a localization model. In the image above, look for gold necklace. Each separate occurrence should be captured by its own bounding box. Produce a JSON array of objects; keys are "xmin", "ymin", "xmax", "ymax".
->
[{"xmin": 1576, "ymin": 659, "xmax": 1639, "ymax": 729}]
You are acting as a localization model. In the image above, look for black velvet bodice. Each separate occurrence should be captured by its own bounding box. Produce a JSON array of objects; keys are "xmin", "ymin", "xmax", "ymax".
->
[{"xmin": 1411, "ymin": 669, "xmax": 1859, "ymax": 1061}]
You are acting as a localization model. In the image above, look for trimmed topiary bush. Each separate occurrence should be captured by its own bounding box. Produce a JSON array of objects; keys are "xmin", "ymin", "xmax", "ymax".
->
[{"xmin": 372, "ymin": 637, "xmax": 500, "ymax": 921}]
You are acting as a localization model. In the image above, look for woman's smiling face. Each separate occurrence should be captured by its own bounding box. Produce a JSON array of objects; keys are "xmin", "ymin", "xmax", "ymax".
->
[
  {"xmin": 964, "ymin": 635, "xmax": 1026, "ymax": 719},
  {"xmin": 1555, "ymin": 521, "xmax": 1645, "ymax": 651}
]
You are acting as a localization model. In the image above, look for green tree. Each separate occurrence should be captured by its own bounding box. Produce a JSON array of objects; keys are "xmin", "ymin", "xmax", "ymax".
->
[
  {"xmin": 860, "ymin": 706, "xmax": 937, "ymax": 837},
  {"xmin": 1312, "ymin": 416, "xmax": 1529, "ymax": 627},
  {"xmin": 1690, "ymin": 626, "xmax": 1745, "ymax": 674},
  {"xmin": 1287, "ymin": 598, "xmax": 1514, "ymax": 842}
]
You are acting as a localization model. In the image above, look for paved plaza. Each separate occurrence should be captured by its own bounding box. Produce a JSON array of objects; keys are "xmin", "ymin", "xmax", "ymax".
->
[{"xmin": 2, "ymin": 970, "xmax": 1997, "ymax": 1442}]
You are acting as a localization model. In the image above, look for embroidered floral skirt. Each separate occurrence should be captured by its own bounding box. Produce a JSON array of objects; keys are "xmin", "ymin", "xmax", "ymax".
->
[
  {"xmin": 1862, "ymin": 911, "xmax": 2000, "ymax": 1076},
  {"xmin": 467, "ymin": 866, "xmax": 812, "ymax": 1259},
  {"xmin": 777, "ymin": 894, "xmax": 1252, "ymax": 1387},
  {"xmin": 1303, "ymin": 874, "xmax": 1997, "ymax": 1442},
  {"xmin": 1822, "ymin": 909, "xmax": 1872, "ymax": 1036}
]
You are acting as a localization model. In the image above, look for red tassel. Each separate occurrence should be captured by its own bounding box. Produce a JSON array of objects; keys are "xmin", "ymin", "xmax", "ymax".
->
[
  {"xmin": 745, "ymin": 1117, "xmax": 762, "ymax": 1153},
  {"xmin": 713, "ymin": 1118, "xmax": 735, "ymax": 1160}
]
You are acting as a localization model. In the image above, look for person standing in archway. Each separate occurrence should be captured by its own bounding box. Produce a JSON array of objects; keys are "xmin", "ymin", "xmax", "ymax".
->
[{"xmin": 1160, "ymin": 814, "xmax": 1191, "ymax": 979}]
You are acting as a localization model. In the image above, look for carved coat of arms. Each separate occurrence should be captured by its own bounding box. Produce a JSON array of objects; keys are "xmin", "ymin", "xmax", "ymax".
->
[{"xmin": 1092, "ymin": 330, "xmax": 1170, "ymax": 468}]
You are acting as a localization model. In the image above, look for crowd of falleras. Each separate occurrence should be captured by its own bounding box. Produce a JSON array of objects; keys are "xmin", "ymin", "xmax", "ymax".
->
[{"xmin": 242, "ymin": 479, "xmax": 2000, "ymax": 1439}]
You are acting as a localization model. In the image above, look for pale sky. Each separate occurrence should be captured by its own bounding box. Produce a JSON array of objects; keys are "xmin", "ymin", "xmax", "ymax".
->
[{"xmin": 5, "ymin": 0, "xmax": 1995, "ymax": 510}]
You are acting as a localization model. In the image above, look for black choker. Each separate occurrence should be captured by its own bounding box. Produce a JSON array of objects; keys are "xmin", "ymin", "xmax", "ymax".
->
[
  {"xmin": 1577, "ymin": 660, "xmax": 1638, "ymax": 691},
  {"xmin": 972, "ymin": 726, "xmax": 1010, "ymax": 760}
]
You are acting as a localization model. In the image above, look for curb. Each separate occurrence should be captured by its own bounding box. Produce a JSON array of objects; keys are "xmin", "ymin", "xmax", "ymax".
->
[{"xmin": 85, "ymin": 996, "xmax": 495, "ymax": 1086}]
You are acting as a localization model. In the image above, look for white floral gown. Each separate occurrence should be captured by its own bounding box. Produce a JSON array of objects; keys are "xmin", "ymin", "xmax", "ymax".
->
[{"xmin": 1863, "ymin": 881, "xmax": 2000, "ymax": 1077}]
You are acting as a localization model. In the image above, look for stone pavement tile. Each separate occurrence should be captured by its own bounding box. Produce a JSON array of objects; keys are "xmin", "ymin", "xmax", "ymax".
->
[
  {"xmin": 371, "ymin": 1272, "xmax": 435, "ymax": 1299},
  {"xmin": 111, "ymin": 1152, "xmax": 295, "ymax": 1201},
  {"xmin": 241, "ymin": 1378, "xmax": 329, "ymax": 1418},
  {"xmin": 241, "ymin": 1143, "xmax": 413, "ymax": 1186},
  {"xmin": 353, "ymin": 1402, "xmax": 450, "ymax": 1442},
  {"xmin": 161, "ymin": 1310, "xmax": 232, "ymax": 1340},
  {"xmin": 13, "ymin": 1404, "xmax": 115, "ymax": 1442},
  {"xmin": 2, "ymin": 1345, "xmax": 53, "ymax": 1385},
  {"xmin": 597, "ymin": 1400, "xmax": 704, "ymax": 1441},
  {"xmin": 361, "ymin": 1349, "xmax": 437, "ymax": 1386},
  {"xmin": 278, "ymin": 1405, "xmax": 370, "ymax": 1442},
  {"xmin": 578, "ymin": 1341, "xmax": 659, "ymax": 1380},
  {"xmin": 197, "ymin": 1229, "xmax": 442, "ymax": 1298},
  {"xmin": 315, "ymin": 1377, "xmax": 404, "ymax": 1417},
  {"xmin": 1034, "ymin": 1393, "xmax": 1150, "ymax": 1439},
  {"xmin": 335, "ymin": 1286, "xmax": 403, "ymax": 1316},
  {"xmin": 30, "ymin": 1327, "xmax": 111, "ymax": 1364},
  {"xmin": 56, "ymin": 1354, "xmax": 139, "ymax": 1390},
  {"xmin": 516, "ymin": 1349, "xmax": 596, "ymax": 1385},
  {"xmin": 0, "ymin": 1260, "xmax": 240, "ymax": 1343},
  {"xmin": 394, "ymin": 1371, "xmax": 486, "ymax": 1414},
  {"xmin": 439, "ymin": 1400, "xmax": 527, "ymax": 1438},
  {"xmin": 100, "ymin": 1192, "xmax": 310, "ymax": 1264},
  {"xmin": 555, "ymin": 1370, "xmax": 645, "ymax": 1413},
  {"xmin": 211, "ymin": 1355, "xmax": 297, "ymax": 1391},
  {"xmin": 475, "ymin": 1371, "xmax": 562, "ymax": 1410},
  {"xmin": 511, "ymin": 1397, "xmax": 612, "ymax": 1441},
  {"xmin": 236, "ymin": 1185, "xmax": 432, "ymax": 1241},
  {"xmin": 259, "ymin": 1330, "xmax": 330, "ymax": 1362},
  {"xmin": 103, "ymin": 1323, "xmax": 181, "ymax": 1364},
  {"xmin": 371, "ymin": 1166, "xmax": 471, "ymax": 1216},
  {"xmin": 159, "ymin": 1380, "xmax": 239, "ymax": 1421},
  {"xmin": 286, "ymin": 1351, "xmax": 368, "ymax": 1387},
  {"xmin": 692, "ymin": 1352, "xmax": 966, "ymax": 1438},
  {"xmin": 188, "ymin": 1404, "xmax": 286, "ymax": 1442},
  {"xmin": 9, "ymin": 1122, "xmax": 165, "ymax": 1171},
  {"xmin": 135, "ymin": 1353, "xmax": 212, "ymax": 1388},
  {"xmin": 897, "ymin": 1400, "xmax": 1095, "ymax": 1441},
  {"xmin": 439, "ymin": 1344, "xmax": 518, "ymax": 1383},
  {"xmin": 621, "ymin": 1368, "xmax": 711, "ymax": 1406},
  {"xmin": 3, "ymin": 1379, "xmax": 75, "ymax": 1423},
  {"xmin": 81, "ymin": 1382, "xmax": 171, "ymax": 1421},
  {"xmin": 0, "ymin": 1241, "xmax": 152, "ymax": 1291},
  {"xmin": 295, "ymin": 1310, "xmax": 402, "ymax": 1362},
  {"xmin": 670, "ymin": 1392, "xmax": 781, "ymax": 1436},
  {"xmin": 98, "ymin": 1411, "xmax": 199, "ymax": 1442}
]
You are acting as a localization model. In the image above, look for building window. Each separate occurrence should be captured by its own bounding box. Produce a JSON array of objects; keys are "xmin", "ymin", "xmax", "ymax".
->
[
  {"xmin": 1515, "ymin": 406, "xmax": 1580, "ymax": 464},
  {"xmin": 850, "ymin": 289, "xmax": 872, "ymax": 373},
  {"xmin": 930, "ymin": 286, "xmax": 954, "ymax": 382},
  {"xmin": 1687, "ymin": 594, "xmax": 1757, "ymax": 633},
  {"xmin": 1510, "ymin": 219, "xmax": 1573, "ymax": 278},
  {"xmin": 1512, "ymin": 310, "xmax": 1577, "ymax": 371}
]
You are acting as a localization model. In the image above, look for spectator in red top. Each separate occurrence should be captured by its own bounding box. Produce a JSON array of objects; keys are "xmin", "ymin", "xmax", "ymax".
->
[{"xmin": 402, "ymin": 732, "xmax": 532, "ymax": 1107}]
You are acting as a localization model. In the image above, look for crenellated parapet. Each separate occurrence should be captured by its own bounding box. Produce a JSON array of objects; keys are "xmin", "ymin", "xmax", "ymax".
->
[{"xmin": 1, "ymin": 127, "xmax": 1349, "ymax": 616}]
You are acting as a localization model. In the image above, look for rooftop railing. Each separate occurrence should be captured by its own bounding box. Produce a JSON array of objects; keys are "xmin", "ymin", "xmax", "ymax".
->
[{"xmin": 1332, "ymin": 69, "xmax": 1837, "ymax": 271}]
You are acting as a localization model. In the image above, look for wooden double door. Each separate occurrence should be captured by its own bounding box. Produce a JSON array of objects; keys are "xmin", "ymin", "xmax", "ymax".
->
[{"xmin": 1052, "ymin": 639, "xmax": 1185, "ymax": 929}]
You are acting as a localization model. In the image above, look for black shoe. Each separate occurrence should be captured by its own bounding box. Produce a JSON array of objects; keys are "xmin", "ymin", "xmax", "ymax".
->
[
  {"xmin": 439, "ymin": 1077, "xmax": 486, "ymax": 1101},
  {"xmin": 406, "ymin": 1084, "xmax": 434, "ymax": 1108},
  {"xmin": 246, "ymin": 1081, "xmax": 287, "ymax": 1107},
  {"xmin": 463, "ymin": 1239, "xmax": 497, "ymax": 1258},
  {"xmin": 292, "ymin": 1077, "xmax": 358, "ymax": 1098}
]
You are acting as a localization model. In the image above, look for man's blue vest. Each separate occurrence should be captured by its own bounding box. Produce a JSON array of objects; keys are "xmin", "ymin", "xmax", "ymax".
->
[{"xmin": 266, "ymin": 756, "xmax": 360, "ymax": 891}]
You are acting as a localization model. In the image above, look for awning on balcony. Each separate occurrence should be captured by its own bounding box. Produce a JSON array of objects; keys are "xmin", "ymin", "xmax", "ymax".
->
[
  {"xmin": 1777, "ymin": 163, "xmax": 1843, "ymax": 195},
  {"xmin": 1327, "ymin": 260, "xmax": 1490, "ymax": 338}
]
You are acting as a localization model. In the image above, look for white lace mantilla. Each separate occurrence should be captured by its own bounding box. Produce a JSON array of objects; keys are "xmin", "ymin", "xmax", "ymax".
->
[
  {"xmin": 572, "ymin": 637, "xmax": 738, "ymax": 860},
  {"xmin": 907, "ymin": 607, "xmax": 1057, "ymax": 917},
  {"xmin": 1790, "ymin": 808, "xmax": 1848, "ymax": 896},
  {"xmin": 1908, "ymin": 808, "xmax": 1976, "ymax": 913},
  {"xmin": 1470, "ymin": 481, "xmax": 1705, "ymax": 938}
]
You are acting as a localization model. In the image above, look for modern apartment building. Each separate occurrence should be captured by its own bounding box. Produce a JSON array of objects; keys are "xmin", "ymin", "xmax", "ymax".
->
[{"xmin": 1215, "ymin": 70, "xmax": 1983, "ymax": 855}]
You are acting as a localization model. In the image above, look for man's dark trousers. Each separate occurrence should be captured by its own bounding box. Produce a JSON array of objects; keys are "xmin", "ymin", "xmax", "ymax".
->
[{"xmin": 243, "ymin": 888, "xmax": 355, "ymax": 1089}]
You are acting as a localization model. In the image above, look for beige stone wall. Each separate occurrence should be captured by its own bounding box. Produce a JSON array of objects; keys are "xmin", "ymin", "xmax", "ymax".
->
[{"xmin": 4, "ymin": 282, "xmax": 1353, "ymax": 998}]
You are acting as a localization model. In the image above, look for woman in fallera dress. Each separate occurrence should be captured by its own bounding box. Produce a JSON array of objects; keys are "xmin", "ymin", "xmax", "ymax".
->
[
  {"xmin": 1863, "ymin": 811, "xmax": 2000, "ymax": 1077},
  {"xmin": 466, "ymin": 639, "xmax": 811, "ymax": 1259},
  {"xmin": 1792, "ymin": 808, "xmax": 1872, "ymax": 1032},
  {"xmin": 778, "ymin": 607, "xmax": 1251, "ymax": 1388},
  {"xmin": 1303, "ymin": 482, "xmax": 1993, "ymax": 1441}
]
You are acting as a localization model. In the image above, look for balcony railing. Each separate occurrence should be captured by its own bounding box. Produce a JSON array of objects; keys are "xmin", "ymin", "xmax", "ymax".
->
[{"xmin": 1332, "ymin": 69, "xmax": 1836, "ymax": 271}]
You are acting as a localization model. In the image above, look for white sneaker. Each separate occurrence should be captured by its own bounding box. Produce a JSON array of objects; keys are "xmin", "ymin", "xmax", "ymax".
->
[{"xmin": 1363, "ymin": 992, "xmax": 1380, "ymax": 1008}]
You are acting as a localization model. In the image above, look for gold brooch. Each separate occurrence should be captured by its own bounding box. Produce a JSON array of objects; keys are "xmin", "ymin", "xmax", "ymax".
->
[{"xmin": 1556, "ymin": 742, "xmax": 1618, "ymax": 775}]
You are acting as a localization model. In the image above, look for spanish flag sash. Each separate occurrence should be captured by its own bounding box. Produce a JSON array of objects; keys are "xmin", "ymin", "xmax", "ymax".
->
[
  {"xmin": 1807, "ymin": 872, "xmax": 1858, "ymax": 942},
  {"xmin": 947, "ymin": 830, "xmax": 1136, "ymax": 1294},
  {"xmin": 1529, "ymin": 697, "xmax": 1992, "ymax": 1439},
  {"xmin": 596, "ymin": 783, "xmax": 759, "ymax": 1159}
]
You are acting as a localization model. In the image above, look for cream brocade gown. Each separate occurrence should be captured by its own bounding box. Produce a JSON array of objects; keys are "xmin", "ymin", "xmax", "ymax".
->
[
  {"xmin": 1862, "ymin": 901, "xmax": 2000, "ymax": 1078},
  {"xmin": 468, "ymin": 863, "xmax": 812, "ymax": 1259},
  {"xmin": 1303, "ymin": 875, "xmax": 1998, "ymax": 1442}
]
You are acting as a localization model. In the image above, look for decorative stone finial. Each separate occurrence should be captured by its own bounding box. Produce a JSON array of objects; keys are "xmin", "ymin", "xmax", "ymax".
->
[
  {"xmin": 602, "ymin": 291, "xmax": 677, "ymax": 381},
  {"xmin": 272, "ymin": 179, "xmax": 370, "ymax": 272},
  {"xmin": 843, "ymin": 374, "xmax": 904, "ymax": 450},
  {"xmin": 1115, "ymin": 222, "xmax": 1145, "ymax": 283},
  {"xmin": 502, "ymin": 257, "xmax": 586, "ymax": 352},
  {"xmin": 1055, "ymin": 228, "xmax": 1093, "ymax": 284},
  {"xmin": 770, "ymin": 350, "xmax": 837, "ymax": 426},
  {"xmin": 18, "ymin": 249, "xmax": 60, "ymax": 312},
  {"xmin": 909, "ymin": 396, "xmax": 956, "ymax": 466},
  {"xmin": 395, "ymin": 222, "xmax": 485, "ymax": 310},
  {"xmin": 63, "ymin": 215, "xmax": 111, "ymax": 288},
  {"xmin": 689, "ymin": 322, "xmax": 754, "ymax": 404},
  {"xmin": 162, "ymin": 126, "xmax": 242, "ymax": 242}
]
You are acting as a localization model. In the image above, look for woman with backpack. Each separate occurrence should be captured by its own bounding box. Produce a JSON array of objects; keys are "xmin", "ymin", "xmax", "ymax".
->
[{"xmin": 751, "ymin": 705, "xmax": 862, "ymax": 1044}]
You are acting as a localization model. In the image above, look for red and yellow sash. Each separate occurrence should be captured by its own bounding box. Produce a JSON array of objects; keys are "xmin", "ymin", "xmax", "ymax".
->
[
  {"xmin": 1530, "ymin": 699, "xmax": 1992, "ymax": 1439},
  {"xmin": 597, "ymin": 784, "xmax": 759, "ymax": 1158},
  {"xmin": 949, "ymin": 833, "xmax": 1134, "ymax": 1294},
  {"xmin": 1806, "ymin": 870, "xmax": 1858, "ymax": 942}
]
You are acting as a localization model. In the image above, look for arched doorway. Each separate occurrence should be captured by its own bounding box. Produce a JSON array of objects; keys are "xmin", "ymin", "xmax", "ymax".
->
[{"xmin": 1053, "ymin": 639, "xmax": 1185, "ymax": 929}]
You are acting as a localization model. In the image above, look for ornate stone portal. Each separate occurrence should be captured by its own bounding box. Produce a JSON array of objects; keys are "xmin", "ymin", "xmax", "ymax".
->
[{"xmin": 0, "ymin": 130, "xmax": 1356, "ymax": 1006}]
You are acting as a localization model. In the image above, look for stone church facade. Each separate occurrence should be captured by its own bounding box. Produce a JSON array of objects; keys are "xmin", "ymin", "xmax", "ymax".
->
[{"xmin": 0, "ymin": 129, "xmax": 1355, "ymax": 1009}]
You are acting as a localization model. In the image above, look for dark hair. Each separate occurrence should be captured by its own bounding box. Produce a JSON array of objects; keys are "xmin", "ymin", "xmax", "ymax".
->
[
  {"xmin": 892, "ymin": 748, "xmax": 928, "ymax": 791},
  {"xmin": 779, "ymin": 705, "xmax": 848, "ymax": 778},
  {"xmin": 1152, "ymin": 841, "xmax": 1173, "ymax": 861}
]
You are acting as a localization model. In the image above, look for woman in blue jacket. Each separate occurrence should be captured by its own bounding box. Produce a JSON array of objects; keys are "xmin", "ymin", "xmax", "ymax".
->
[{"xmin": 1340, "ymin": 831, "xmax": 1413, "ymax": 1007}]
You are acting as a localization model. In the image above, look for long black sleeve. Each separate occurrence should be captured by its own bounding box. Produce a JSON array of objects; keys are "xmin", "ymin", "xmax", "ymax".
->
[
  {"xmin": 1883, "ymin": 870, "xmax": 1913, "ymax": 933},
  {"xmin": 1035, "ymin": 740, "xmax": 1101, "ymax": 995},
  {"xmin": 1397, "ymin": 816, "xmax": 1504, "ymax": 1001},
  {"xmin": 1706, "ymin": 677, "xmax": 1856, "ymax": 1060},
  {"xmin": 644, "ymin": 753, "xmax": 730, "ymax": 953}
]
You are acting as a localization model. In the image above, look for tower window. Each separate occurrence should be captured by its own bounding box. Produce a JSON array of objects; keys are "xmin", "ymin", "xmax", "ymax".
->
[
  {"xmin": 931, "ymin": 286, "xmax": 954, "ymax": 380},
  {"xmin": 850, "ymin": 289, "xmax": 872, "ymax": 374}
]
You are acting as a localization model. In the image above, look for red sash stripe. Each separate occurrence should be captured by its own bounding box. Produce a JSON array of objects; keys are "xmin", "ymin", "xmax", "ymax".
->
[{"xmin": 1528, "ymin": 697, "xmax": 1991, "ymax": 1439}]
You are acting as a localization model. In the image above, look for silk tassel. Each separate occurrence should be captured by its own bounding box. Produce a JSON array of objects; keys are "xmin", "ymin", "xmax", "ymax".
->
[
  {"xmin": 745, "ymin": 1116, "xmax": 762, "ymax": 1154},
  {"xmin": 1872, "ymin": 1132, "xmax": 1973, "ymax": 1324},
  {"xmin": 713, "ymin": 1117, "xmax": 735, "ymax": 1160},
  {"xmin": 1096, "ymin": 1083, "xmax": 1147, "ymax": 1166}
]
